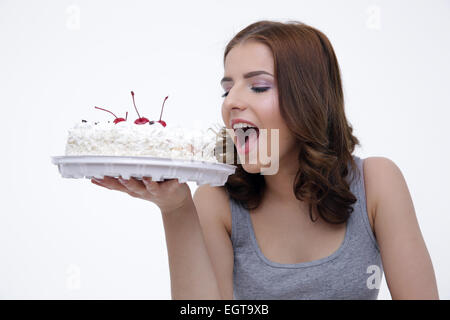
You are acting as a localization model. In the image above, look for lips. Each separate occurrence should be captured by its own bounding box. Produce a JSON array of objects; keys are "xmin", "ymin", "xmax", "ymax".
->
[{"xmin": 230, "ymin": 118, "xmax": 259, "ymax": 129}]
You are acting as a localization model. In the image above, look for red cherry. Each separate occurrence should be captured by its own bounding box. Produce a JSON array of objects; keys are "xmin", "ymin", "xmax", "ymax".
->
[
  {"xmin": 94, "ymin": 106, "xmax": 128, "ymax": 124},
  {"xmin": 131, "ymin": 91, "xmax": 149, "ymax": 125},
  {"xmin": 157, "ymin": 96, "xmax": 168, "ymax": 127},
  {"xmin": 135, "ymin": 118, "xmax": 150, "ymax": 125}
]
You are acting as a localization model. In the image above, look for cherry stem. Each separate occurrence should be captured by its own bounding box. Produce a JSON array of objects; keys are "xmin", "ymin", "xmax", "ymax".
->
[
  {"xmin": 131, "ymin": 91, "xmax": 141, "ymax": 118},
  {"xmin": 95, "ymin": 106, "xmax": 118, "ymax": 119},
  {"xmin": 159, "ymin": 96, "xmax": 168, "ymax": 121},
  {"xmin": 125, "ymin": 112, "xmax": 128, "ymax": 120}
]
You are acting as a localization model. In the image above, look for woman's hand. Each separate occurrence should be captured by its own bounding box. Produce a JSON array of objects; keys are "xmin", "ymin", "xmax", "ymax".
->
[{"xmin": 91, "ymin": 176, "xmax": 192, "ymax": 214}]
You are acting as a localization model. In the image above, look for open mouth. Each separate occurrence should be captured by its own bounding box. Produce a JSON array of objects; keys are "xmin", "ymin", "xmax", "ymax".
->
[{"xmin": 234, "ymin": 126, "xmax": 260, "ymax": 155}]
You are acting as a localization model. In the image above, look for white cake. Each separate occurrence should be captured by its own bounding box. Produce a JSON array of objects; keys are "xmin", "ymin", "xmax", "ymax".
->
[{"xmin": 64, "ymin": 120, "xmax": 221, "ymax": 163}]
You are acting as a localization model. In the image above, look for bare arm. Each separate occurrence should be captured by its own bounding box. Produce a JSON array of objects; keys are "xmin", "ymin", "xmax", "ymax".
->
[
  {"xmin": 161, "ymin": 196, "xmax": 223, "ymax": 299},
  {"xmin": 193, "ymin": 185, "xmax": 234, "ymax": 299},
  {"xmin": 364, "ymin": 157, "xmax": 439, "ymax": 299}
]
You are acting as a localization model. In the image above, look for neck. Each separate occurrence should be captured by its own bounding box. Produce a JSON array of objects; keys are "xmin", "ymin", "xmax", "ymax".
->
[
  {"xmin": 262, "ymin": 156, "xmax": 316, "ymax": 219},
  {"xmin": 263, "ymin": 150, "xmax": 300, "ymax": 203}
]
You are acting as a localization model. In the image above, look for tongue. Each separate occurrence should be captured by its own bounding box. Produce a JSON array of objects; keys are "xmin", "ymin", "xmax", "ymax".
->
[{"xmin": 237, "ymin": 128, "xmax": 258, "ymax": 147}]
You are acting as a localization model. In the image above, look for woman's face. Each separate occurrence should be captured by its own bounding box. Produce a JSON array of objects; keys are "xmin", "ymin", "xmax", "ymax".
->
[{"xmin": 221, "ymin": 40, "xmax": 297, "ymax": 174}]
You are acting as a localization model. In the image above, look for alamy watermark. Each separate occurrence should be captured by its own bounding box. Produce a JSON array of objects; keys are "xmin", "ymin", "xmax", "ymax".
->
[
  {"xmin": 215, "ymin": 128, "xmax": 280, "ymax": 175},
  {"xmin": 66, "ymin": 4, "xmax": 81, "ymax": 31},
  {"xmin": 366, "ymin": 4, "xmax": 382, "ymax": 30},
  {"xmin": 66, "ymin": 263, "xmax": 81, "ymax": 291},
  {"xmin": 366, "ymin": 264, "xmax": 382, "ymax": 289}
]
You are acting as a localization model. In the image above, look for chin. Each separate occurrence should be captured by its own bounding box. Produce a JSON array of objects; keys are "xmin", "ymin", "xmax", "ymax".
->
[
  {"xmin": 240, "ymin": 162, "xmax": 262, "ymax": 174},
  {"xmin": 236, "ymin": 149, "xmax": 263, "ymax": 174}
]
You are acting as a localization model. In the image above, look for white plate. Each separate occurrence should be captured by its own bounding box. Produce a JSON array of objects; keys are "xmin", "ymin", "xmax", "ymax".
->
[{"xmin": 51, "ymin": 155, "xmax": 236, "ymax": 186}]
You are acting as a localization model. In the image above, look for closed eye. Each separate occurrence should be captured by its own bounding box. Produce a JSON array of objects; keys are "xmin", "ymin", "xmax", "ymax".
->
[{"xmin": 221, "ymin": 86, "xmax": 270, "ymax": 98}]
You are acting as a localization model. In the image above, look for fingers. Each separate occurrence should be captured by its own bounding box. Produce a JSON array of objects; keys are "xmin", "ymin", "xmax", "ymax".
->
[
  {"xmin": 91, "ymin": 177, "xmax": 119, "ymax": 190},
  {"xmin": 117, "ymin": 177, "xmax": 147, "ymax": 196},
  {"xmin": 142, "ymin": 177, "xmax": 160, "ymax": 194},
  {"xmin": 91, "ymin": 176, "xmax": 179, "ymax": 199},
  {"xmin": 91, "ymin": 176, "xmax": 142, "ymax": 197},
  {"xmin": 91, "ymin": 179, "xmax": 110, "ymax": 189},
  {"xmin": 93, "ymin": 176, "xmax": 129, "ymax": 192},
  {"xmin": 142, "ymin": 177, "xmax": 180, "ymax": 194}
]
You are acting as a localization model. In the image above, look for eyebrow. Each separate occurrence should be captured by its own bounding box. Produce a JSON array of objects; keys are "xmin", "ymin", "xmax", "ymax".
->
[{"xmin": 220, "ymin": 70, "xmax": 273, "ymax": 85}]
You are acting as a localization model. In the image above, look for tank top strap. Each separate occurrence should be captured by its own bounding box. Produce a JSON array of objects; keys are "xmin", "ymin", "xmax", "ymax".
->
[
  {"xmin": 229, "ymin": 196, "xmax": 252, "ymax": 251},
  {"xmin": 350, "ymin": 155, "xmax": 381, "ymax": 252}
]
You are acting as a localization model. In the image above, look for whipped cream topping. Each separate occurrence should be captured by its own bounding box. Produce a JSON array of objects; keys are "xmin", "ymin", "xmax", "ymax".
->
[{"xmin": 65, "ymin": 120, "xmax": 220, "ymax": 163}]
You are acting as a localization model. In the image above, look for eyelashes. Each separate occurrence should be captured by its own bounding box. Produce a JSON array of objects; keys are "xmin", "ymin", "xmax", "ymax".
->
[{"xmin": 221, "ymin": 86, "xmax": 270, "ymax": 98}]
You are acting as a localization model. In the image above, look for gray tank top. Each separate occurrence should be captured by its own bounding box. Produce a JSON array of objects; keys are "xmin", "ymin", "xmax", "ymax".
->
[{"xmin": 229, "ymin": 155, "xmax": 384, "ymax": 299}]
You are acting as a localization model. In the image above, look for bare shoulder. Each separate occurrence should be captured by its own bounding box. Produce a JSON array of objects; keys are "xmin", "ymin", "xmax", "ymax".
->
[
  {"xmin": 193, "ymin": 185, "xmax": 232, "ymax": 236},
  {"xmin": 362, "ymin": 157, "xmax": 439, "ymax": 298},
  {"xmin": 362, "ymin": 156, "xmax": 404, "ymax": 233}
]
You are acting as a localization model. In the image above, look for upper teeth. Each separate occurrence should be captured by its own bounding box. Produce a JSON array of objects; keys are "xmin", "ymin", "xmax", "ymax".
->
[{"xmin": 233, "ymin": 122, "xmax": 256, "ymax": 130}]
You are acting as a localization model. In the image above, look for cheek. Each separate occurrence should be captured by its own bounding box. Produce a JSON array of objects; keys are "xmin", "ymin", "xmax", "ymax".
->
[
  {"xmin": 257, "ymin": 89, "xmax": 280, "ymax": 125},
  {"xmin": 262, "ymin": 126, "xmax": 295, "ymax": 160},
  {"xmin": 258, "ymin": 106, "xmax": 279, "ymax": 129},
  {"xmin": 264, "ymin": 114, "xmax": 296, "ymax": 158},
  {"xmin": 221, "ymin": 105, "xmax": 230, "ymax": 128},
  {"xmin": 278, "ymin": 128, "xmax": 297, "ymax": 155}
]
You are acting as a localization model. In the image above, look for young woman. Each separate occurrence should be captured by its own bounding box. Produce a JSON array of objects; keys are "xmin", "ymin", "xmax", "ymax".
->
[{"xmin": 91, "ymin": 20, "xmax": 439, "ymax": 300}]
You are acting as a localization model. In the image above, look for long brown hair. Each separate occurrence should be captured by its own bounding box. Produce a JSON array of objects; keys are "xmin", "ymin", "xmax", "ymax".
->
[{"xmin": 216, "ymin": 20, "xmax": 361, "ymax": 224}]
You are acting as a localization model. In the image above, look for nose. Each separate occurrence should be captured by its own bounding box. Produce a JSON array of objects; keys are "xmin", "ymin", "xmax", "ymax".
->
[
  {"xmin": 222, "ymin": 89, "xmax": 247, "ymax": 115},
  {"xmin": 222, "ymin": 101, "xmax": 246, "ymax": 129}
]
